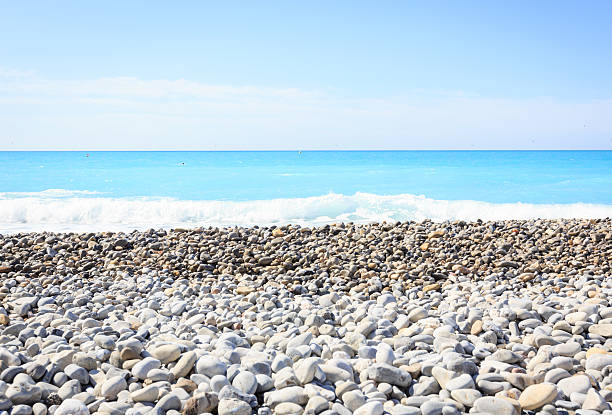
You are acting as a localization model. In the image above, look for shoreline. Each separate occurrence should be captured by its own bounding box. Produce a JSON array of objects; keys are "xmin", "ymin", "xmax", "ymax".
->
[{"xmin": 0, "ymin": 218, "xmax": 611, "ymax": 414}]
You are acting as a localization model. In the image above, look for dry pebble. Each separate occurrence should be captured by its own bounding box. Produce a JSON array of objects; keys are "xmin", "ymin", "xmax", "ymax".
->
[{"xmin": 0, "ymin": 219, "xmax": 610, "ymax": 415}]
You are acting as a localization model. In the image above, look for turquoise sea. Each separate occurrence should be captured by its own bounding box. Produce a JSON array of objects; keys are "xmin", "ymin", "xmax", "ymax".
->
[{"xmin": 1, "ymin": 151, "xmax": 611, "ymax": 232}]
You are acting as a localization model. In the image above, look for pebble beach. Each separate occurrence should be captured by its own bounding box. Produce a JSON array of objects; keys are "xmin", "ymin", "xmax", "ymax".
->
[{"xmin": 0, "ymin": 219, "xmax": 611, "ymax": 415}]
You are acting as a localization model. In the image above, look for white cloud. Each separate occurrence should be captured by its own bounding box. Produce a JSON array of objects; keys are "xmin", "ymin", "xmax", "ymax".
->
[{"xmin": 0, "ymin": 68, "xmax": 611, "ymax": 150}]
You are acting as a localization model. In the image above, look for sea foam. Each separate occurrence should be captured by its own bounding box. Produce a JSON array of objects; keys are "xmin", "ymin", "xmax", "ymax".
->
[{"xmin": 0, "ymin": 191, "xmax": 610, "ymax": 233}]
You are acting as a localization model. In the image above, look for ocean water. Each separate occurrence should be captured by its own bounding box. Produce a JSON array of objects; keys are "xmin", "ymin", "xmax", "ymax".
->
[{"xmin": 1, "ymin": 151, "xmax": 611, "ymax": 233}]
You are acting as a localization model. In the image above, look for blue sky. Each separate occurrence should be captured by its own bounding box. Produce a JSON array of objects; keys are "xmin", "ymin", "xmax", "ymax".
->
[{"xmin": 1, "ymin": 1, "xmax": 611, "ymax": 149}]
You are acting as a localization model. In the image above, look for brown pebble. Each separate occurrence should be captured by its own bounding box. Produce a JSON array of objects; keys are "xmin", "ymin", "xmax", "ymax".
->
[{"xmin": 471, "ymin": 320, "xmax": 483, "ymax": 335}]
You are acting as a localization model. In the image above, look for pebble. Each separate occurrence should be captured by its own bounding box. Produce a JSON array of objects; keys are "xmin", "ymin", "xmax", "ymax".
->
[
  {"xmin": 232, "ymin": 371, "xmax": 258, "ymax": 395},
  {"xmin": 150, "ymin": 344, "xmax": 182, "ymax": 364},
  {"xmin": 583, "ymin": 388, "xmax": 611, "ymax": 412},
  {"xmin": 342, "ymin": 390, "xmax": 367, "ymax": 411},
  {"xmin": 0, "ymin": 220, "xmax": 608, "ymax": 415},
  {"xmin": 558, "ymin": 375, "xmax": 592, "ymax": 397},
  {"xmin": 64, "ymin": 364, "xmax": 89, "ymax": 385},
  {"xmin": 170, "ymin": 351, "xmax": 197, "ymax": 379},
  {"xmin": 197, "ymin": 356, "xmax": 227, "ymax": 377},
  {"xmin": 218, "ymin": 398, "xmax": 252, "ymax": 415},
  {"xmin": 519, "ymin": 383, "xmax": 559, "ymax": 410},
  {"xmin": 156, "ymin": 393, "xmax": 181, "ymax": 411},
  {"xmin": 130, "ymin": 385, "xmax": 159, "ymax": 403},
  {"xmin": 53, "ymin": 399, "xmax": 89, "ymax": 415},
  {"xmin": 131, "ymin": 357, "xmax": 161, "ymax": 380},
  {"xmin": 100, "ymin": 376, "xmax": 127, "ymax": 399},
  {"xmin": 473, "ymin": 397, "xmax": 519, "ymax": 415},
  {"xmin": 450, "ymin": 389, "xmax": 482, "ymax": 407},
  {"xmin": 353, "ymin": 401, "xmax": 383, "ymax": 415}
]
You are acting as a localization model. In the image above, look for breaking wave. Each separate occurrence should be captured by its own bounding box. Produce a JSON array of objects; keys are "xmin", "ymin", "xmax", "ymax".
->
[{"xmin": 0, "ymin": 191, "xmax": 611, "ymax": 233}]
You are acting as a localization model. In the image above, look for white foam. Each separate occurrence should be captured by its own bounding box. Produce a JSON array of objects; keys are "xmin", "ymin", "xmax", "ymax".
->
[
  {"xmin": 0, "ymin": 189, "xmax": 103, "ymax": 198},
  {"xmin": 0, "ymin": 192, "xmax": 610, "ymax": 233}
]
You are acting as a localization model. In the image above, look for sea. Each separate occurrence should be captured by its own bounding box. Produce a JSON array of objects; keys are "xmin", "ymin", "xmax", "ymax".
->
[{"xmin": 1, "ymin": 151, "xmax": 611, "ymax": 233}]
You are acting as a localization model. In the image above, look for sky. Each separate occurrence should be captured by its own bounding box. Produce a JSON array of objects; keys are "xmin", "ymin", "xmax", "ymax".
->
[{"xmin": 1, "ymin": 1, "xmax": 612, "ymax": 150}]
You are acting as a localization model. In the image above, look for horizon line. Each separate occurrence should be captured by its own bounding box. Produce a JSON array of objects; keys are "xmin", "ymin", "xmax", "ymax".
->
[{"xmin": 1, "ymin": 149, "xmax": 612, "ymax": 153}]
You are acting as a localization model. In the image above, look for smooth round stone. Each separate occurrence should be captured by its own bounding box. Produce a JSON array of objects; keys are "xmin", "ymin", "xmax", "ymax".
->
[
  {"xmin": 183, "ymin": 393, "xmax": 219, "ymax": 415},
  {"xmin": 447, "ymin": 358, "xmax": 478, "ymax": 376},
  {"xmin": 582, "ymin": 388, "xmax": 610, "ymax": 412},
  {"xmin": 72, "ymin": 354, "xmax": 97, "ymax": 371},
  {"xmin": 57, "ymin": 380, "xmax": 81, "ymax": 400},
  {"xmin": 336, "ymin": 381, "xmax": 359, "ymax": 398},
  {"xmin": 390, "ymin": 405, "xmax": 421, "ymax": 415},
  {"xmin": 93, "ymin": 334, "xmax": 115, "ymax": 350},
  {"xmin": 450, "ymin": 389, "xmax": 482, "ymax": 407},
  {"xmin": 266, "ymin": 387, "xmax": 310, "ymax": 407},
  {"xmin": 53, "ymin": 399, "xmax": 88, "ymax": 415},
  {"xmin": 489, "ymin": 349, "xmax": 521, "ymax": 364},
  {"xmin": 445, "ymin": 374, "xmax": 475, "ymax": 391},
  {"xmin": 271, "ymin": 355, "xmax": 293, "ymax": 373},
  {"xmin": 274, "ymin": 367, "xmax": 300, "ymax": 389},
  {"xmin": 64, "ymin": 364, "xmax": 89, "ymax": 385},
  {"xmin": 558, "ymin": 375, "xmax": 592, "ymax": 397},
  {"xmin": 11, "ymin": 405, "xmax": 32, "ymax": 415},
  {"xmin": 304, "ymin": 396, "xmax": 329, "ymax": 415},
  {"xmin": 477, "ymin": 379, "xmax": 505, "ymax": 394},
  {"xmin": 218, "ymin": 398, "xmax": 252, "ymax": 415},
  {"xmin": 98, "ymin": 402, "xmax": 132, "ymax": 414},
  {"xmin": 287, "ymin": 333, "xmax": 313, "ymax": 350},
  {"xmin": 431, "ymin": 367, "xmax": 454, "ymax": 389},
  {"xmin": 150, "ymin": 344, "xmax": 181, "ymax": 364},
  {"xmin": 473, "ymin": 397, "xmax": 518, "ymax": 415},
  {"xmin": 294, "ymin": 358, "xmax": 319, "ymax": 385},
  {"xmin": 131, "ymin": 385, "xmax": 159, "ymax": 403},
  {"xmin": 117, "ymin": 339, "xmax": 143, "ymax": 360},
  {"xmin": 53, "ymin": 372, "xmax": 68, "ymax": 387},
  {"xmin": 366, "ymin": 364, "xmax": 411, "ymax": 387},
  {"xmin": 565, "ymin": 312, "xmax": 588, "ymax": 325},
  {"xmin": 552, "ymin": 342, "xmax": 582, "ymax": 357},
  {"xmin": 550, "ymin": 356, "xmax": 574, "ymax": 371},
  {"xmin": 441, "ymin": 406, "xmax": 460, "ymax": 415},
  {"xmin": 232, "ymin": 371, "xmax": 258, "ymax": 395},
  {"xmin": 544, "ymin": 368, "xmax": 571, "ymax": 384},
  {"xmin": 155, "ymin": 393, "xmax": 181, "ymax": 411},
  {"xmin": 343, "ymin": 390, "xmax": 367, "ymax": 412},
  {"xmin": 419, "ymin": 401, "xmax": 446, "ymax": 415},
  {"xmin": 376, "ymin": 344, "xmax": 396, "ymax": 365},
  {"xmin": 571, "ymin": 392, "xmax": 588, "ymax": 406},
  {"xmin": 275, "ymin": 402, "xmax": 305, "ymax": 415},
  {"xmin": 170, "ymin": 351, "xmax": 197, "ymax": 379},
  {"xmin": 32, "ymin": 403, "xmax": 47, "ymax": 415},
  {"xmin": 519, "ymin": 384, "xmax": 559, "ymax": 410},
  {"xmin": 256, "ymin": 374, "xmax": 274, "ymax": 393},
  {"xmin": 410, "ymin": 377, "xmax": 438, "ymax": 396},
  {"xmin": 101, "ymin": 376, "xmax": 127, "ymax": 399},
  {"xmin": 589, "ymin": 324, "xmax": 612, "ymax": 337},
  {"xmin": 147, "ymin": 368, "xmax": 170, "ymax": 382},
  {"xmin": 408, "ymin": 307, "xmax": 428, "ymax": 322},
  {"xmin": 197, "ymin": 356, "xmax": 228, "ymax": 377},
  {"xmin": 585, "ymin": 354, "xmax": 612, "ymax": 371},
  {"xmin": 353, "ymin": 401, "xmax": 384, "ymax": 415},
  {"xmin": 211, "ymin": 375, "xmax": 231, "ymax": 393},
  {"xmin": 132, "ymin": 357, "xmax": 161, "ymax": 380}
]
